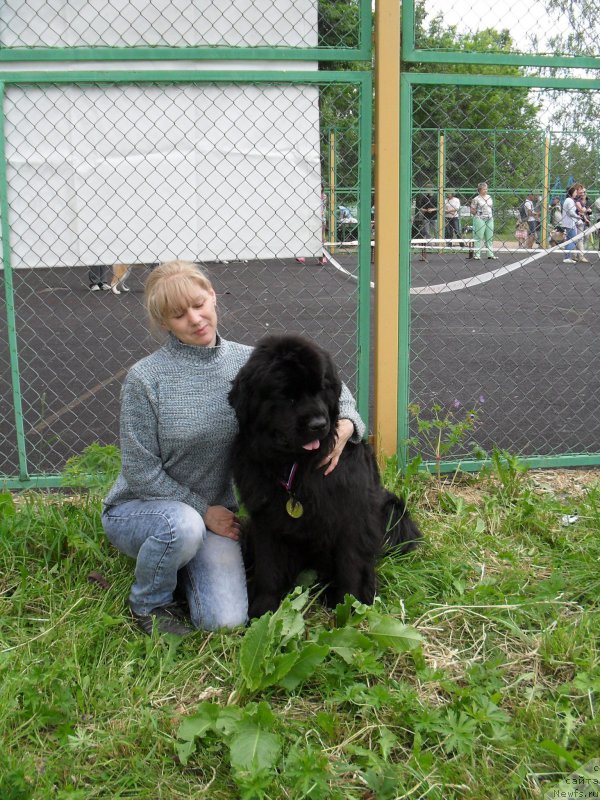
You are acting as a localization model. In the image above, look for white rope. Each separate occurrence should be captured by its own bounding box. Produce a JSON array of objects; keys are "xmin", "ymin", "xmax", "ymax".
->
[
  {"xmin": 411, "ymin": 221, "xmax": 600, "ymax": 296},
  {"xmin": 324, "ymin": 221, "xmax": 600, "ymax": 296}
]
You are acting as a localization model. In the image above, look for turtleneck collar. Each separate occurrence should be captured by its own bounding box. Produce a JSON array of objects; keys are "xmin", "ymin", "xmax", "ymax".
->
[{"xmin": 165, "ymin": 332, "xmax": 227, "ymax": 364}]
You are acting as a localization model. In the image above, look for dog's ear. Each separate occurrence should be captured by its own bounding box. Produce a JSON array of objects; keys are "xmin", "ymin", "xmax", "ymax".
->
[{"xmin": 228, "ymin": 368, "xmax": 253, "ymax": 427}]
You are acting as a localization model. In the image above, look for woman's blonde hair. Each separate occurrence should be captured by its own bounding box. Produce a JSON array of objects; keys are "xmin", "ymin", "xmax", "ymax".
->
[{"xmin": 145, "ymin": 260, "xmax": 213, "ymax": 328}]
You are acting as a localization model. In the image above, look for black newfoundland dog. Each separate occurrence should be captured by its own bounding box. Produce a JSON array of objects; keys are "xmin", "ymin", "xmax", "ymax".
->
[{"xmin": 228, "ymin": 334, "xmax": 421, "ymax": 618}]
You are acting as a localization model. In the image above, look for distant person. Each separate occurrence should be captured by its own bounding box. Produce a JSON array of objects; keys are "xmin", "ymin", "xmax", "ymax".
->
[
  {"xmin": 548, "ymin": 196, "xmax": 565, "ymax": 246},
  {"xmin": 575, "ymin": 186, "xmax": 592, "ymax": 262},
  {"xmin": 88, "ymin": 265, "xmax": 111, "ymax": 292},
  {"xmin": 515, "ymin": 221, "xmax": 528, "ymax": 247},
  {"xmin": 550, "ymin": 196, "xmax": 562, "ymax": 227},
  {"xmin": 594, "ymin": 195, "xmax": 600, "ymax": 250},
  {"xmin": 444, "ymin": 191, "xmax": 461, "ymax": 244},
  {"xmin": 414, "ymin": 190, "xmax": 437, "ymax": 262},
  {"xmin": 470, "ymin": 182, "xmax": 497, "ymax": 260},
  {"xmin": 337, "ymin": 205, "xmax": 358, "ymax": 244},
  {"xmin": 561, "ymin": 184, "xmax": 583, "ymax": 264},
  {"xmin": 524, "ymin": 192, "xmax": 540, "ymax": 249}
]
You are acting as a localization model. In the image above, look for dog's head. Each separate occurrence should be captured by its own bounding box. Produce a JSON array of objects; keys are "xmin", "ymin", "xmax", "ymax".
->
[{"xmin": 228, "ymin": 334, "xmax": 341, "ymax": 459}]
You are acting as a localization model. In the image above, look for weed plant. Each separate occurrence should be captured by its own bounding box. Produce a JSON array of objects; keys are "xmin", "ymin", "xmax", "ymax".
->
[{"xmin": 0, "ymin": 446, "xmax": 598, "ymax": 799}]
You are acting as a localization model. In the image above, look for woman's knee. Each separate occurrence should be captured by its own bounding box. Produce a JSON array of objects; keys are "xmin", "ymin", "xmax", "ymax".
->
[{"xmin": 156, "ymin": 502, "xmax": 206, "ymax": 562}]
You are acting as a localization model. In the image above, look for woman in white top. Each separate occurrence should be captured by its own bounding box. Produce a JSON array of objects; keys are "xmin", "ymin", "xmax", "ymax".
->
[
  {"xmin": 470, "ymin": 182, "xmax": 497, "ymax": 260},
  {"xmin": 444, "ymin": 191, "xmax": 461, "ymax": 244},
  {"xmin": 561, "ymin": 184, "xmax": 583, "ymax": 264}
]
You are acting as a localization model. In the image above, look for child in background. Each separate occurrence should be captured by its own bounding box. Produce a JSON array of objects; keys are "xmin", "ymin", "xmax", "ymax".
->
[{"xmin": 515, "ymin": 221, "xmax": 528, "ymax": 246}]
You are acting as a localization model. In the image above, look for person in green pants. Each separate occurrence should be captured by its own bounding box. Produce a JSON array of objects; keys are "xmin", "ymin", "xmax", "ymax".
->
[{"xmin": 470, "ymin": 181, "xmax": 498, "ymax": 260}]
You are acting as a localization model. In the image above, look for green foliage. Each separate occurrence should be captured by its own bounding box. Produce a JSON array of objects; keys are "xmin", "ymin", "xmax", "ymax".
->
[
  {"xmin": 1, "ymin": 459, "xmax": 599, "ymax": 798},
  {"xmin": 411, "ymin": 4, "xmax": 544, "ymax": 195},
  {"xmin": 178, "ymin": 592, "xmax": 422, "ymax": 795},
  {"xmin": 318, "ymin": 0, "xmax": 360, "ymax": 50},
  {"xmin": 483, "ymin": 448, "xmax": 530, "ymax": 501},
  {"xmin": 407, "ymin": 399, "xmax": 482, "ymax": 480},
  {"xmin": 0, "ymin": 492, "xmax": 16, "ymax": 520},
  {"xmin": 61, "ymin": 442, "xmax": 121, "ymax": 494},
  {"xmin": 236, "ymin": 587, "xmax": 329, "ymax": 695},
  {"xmin": 235, "ymin": 588, "xmax": 421, "ymax": 699}
]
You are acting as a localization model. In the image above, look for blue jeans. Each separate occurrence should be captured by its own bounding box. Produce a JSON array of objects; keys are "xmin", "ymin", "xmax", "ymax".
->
[
  {"xmin": 102, "ymin": 500, "xmax": 248, "ymax": 630},
  {"xmin": 565, "ymin": 226, "xmax": 577, "ymax": 252}
]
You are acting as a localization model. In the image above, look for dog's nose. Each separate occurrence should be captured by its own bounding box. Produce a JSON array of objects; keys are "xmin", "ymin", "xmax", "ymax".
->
[{"xmin": 307, "ymin": 415, "xmax": 328, "ymax": 433}]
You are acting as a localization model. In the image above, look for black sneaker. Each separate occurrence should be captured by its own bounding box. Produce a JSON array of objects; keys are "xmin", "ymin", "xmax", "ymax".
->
[{"xmin": 131, "ymin": 603, "xmax": 194, "ymax": 636}]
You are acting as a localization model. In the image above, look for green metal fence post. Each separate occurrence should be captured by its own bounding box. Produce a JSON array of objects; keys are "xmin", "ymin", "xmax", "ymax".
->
[
  {"xmin": 356, "ymin": 72, "xmax": 373, "ymax": 429},
  {"xmin": 397, "ymin": 74, "xmax": 413, "ymax": 466},
  {"xmin": 0, "ymin": 81, "xmax": 29, "ymax": 482}
]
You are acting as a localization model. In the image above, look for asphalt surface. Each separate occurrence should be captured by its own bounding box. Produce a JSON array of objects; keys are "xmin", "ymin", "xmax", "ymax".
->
[
  {"xmin": 2, "ymin": 246, "xmax": 600, "ymax": 478},
  {"xmin": 0, "ymin": 258, "xmax": 359, "ymax": 478}
]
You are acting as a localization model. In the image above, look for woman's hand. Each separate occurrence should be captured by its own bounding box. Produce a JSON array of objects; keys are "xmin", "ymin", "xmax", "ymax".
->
[
  {"xmin": 205, "ymin": 505, "xmax": 241, "ymax": 541},
  {"xmin": 319, "ymin": 418, "xmax": 354, "ymax": 476}
]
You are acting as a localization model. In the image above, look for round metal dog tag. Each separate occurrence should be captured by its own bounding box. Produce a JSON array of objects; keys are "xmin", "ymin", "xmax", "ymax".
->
[{"xmin": 286, "ymin": 497, "xmax": 304, "ymax": 518}]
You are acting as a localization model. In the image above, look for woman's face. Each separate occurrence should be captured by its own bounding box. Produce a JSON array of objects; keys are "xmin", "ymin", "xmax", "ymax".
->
[
  {"xmin": 479, "ymin": 183, "xmax": 488, "ymax": 195},
  {"xmin": 161, "ymin": 287, "xmax": 218, "ymax": 347}
]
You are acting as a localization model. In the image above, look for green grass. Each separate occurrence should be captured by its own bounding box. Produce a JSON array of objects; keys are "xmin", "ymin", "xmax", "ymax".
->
[{"xmin": 0, "ymin": 449, "xmax": 598, "ymax": 799}]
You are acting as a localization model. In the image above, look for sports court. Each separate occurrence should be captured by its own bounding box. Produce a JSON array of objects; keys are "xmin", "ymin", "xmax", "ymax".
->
[{"xmin": 2, "ymin": 236, "xmax": 600, "ymax": 477}]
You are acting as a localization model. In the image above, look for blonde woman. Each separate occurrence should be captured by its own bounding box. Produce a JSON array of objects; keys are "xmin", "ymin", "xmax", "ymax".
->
[{"xmin": 102, "ymin": 260, "xmax": 363, "ymax": 636}]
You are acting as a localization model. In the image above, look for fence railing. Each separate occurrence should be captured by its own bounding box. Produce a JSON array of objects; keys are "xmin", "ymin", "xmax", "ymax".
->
[
  {"xmin": 0, "ymin": 2, "xmax": 374, "ymax": 489},
  {"xmin": 399, "ymin": 72, "xmax": 600, "ymax": 472}
]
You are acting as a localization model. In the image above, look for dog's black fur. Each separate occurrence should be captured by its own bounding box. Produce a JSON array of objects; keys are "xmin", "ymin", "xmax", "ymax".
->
[{"xmin": 228, "ymin": 334, "xmax": 421, "ymax": 618}]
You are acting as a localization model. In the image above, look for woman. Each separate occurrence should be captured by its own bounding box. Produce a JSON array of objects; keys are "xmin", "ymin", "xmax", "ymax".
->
[
  {"xmin": 444, "ymin": 191, "xmax": 461, "ymax": 244},
  {"xmin": 470, "ymin": 182, "xmax": 497, "ymax": 260},
  {"xmin": 102, "ymin": 260, "xmax": 364, "ymax": 636},
  {"xmin": 574, "ymin": 186, "xmax": 591, "ymax": 263},
  {"xmin": 561, "ymin": 184, "xmax": 583, "ymax": 264}
]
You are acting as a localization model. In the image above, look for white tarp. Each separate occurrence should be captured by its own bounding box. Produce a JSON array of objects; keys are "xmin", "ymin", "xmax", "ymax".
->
[
  {"xmin": 1, "ymin": 0, "xmax": 323, "ymax": 267},
  {"xmin": 0, "ymin": 0, "xmax": 317, "ymax": 48},
  {"xmin": 5, "ymin": 77, "xmax": 323, "ymax": 266}
]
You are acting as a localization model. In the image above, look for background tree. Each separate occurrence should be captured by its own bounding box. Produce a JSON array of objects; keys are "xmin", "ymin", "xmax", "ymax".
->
[
  {"xmin": 318, "ymin": 0, "xmax": 367, "ymax": 214},
  {"xmin": 410, "ymin": 8, "xmax": 544, "ymax": 200},
  {"xmin": 537, "ymin": 0, "xmax": 600, "ymax": 190}
]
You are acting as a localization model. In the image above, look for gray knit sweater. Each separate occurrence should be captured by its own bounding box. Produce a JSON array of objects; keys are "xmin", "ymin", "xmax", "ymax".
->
[{"xmin": 104, "ymin": 333, "xmax": 365, "ymax": 516}]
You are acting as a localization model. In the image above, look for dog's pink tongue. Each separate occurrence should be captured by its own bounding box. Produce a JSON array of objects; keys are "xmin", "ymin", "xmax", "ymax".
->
[{"xmin": 302, "ymin": 440, "xmax": 321, "ymax": 451}]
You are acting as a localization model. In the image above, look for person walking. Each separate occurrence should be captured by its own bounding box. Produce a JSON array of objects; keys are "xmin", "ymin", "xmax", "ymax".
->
[{"xmin": 470, "ymin": 182, "xmax": 497, "ymax": 260}]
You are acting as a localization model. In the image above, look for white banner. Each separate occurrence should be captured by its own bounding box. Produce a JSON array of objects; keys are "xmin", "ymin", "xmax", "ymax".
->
[
  {"xmin": 5, "ymin": 78, "xmax": 323, "ymax": 267},
  {"xmin": 0, "ymin": 0, "xmax": 317, "ymax": 48},
  {"xmin": 1, "ymin": 0, "xmax": 323, "ymax": 267}
]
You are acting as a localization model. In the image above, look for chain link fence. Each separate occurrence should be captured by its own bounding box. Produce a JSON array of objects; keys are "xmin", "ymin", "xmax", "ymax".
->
[
  {"xmin": 0, "ymin": 0, "xmax": 364, "ymax": 53},
  {"xmin": 405, "ymin": 0, "xmax": 598, "ymax": 63},
  {"xmin": 0, "ymin": 74, "xmax": 371, "ymax": 485},
  {"xmin": 406, "ymin": 83, "xmax": 600, "ymax": 464}
]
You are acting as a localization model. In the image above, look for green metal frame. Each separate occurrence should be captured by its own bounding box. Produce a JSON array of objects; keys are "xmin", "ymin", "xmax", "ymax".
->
[
  {"xmin": 0, "ymin": 81, "xmax": 29, "ymax": 484},
  {"xmin": 0, "ymin": 69, "xmax": 372, "ymax": 489},
  {"xmin": 0, "ymin": 0, "xmax": 372, "ymax": 62},
  {"xmin": 398, "ymin": 71, "xmax": 600, "ymax": 473},
  {"xmin": 401, "ymin": 0, "xmax": 600, "ymax": 71}
]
